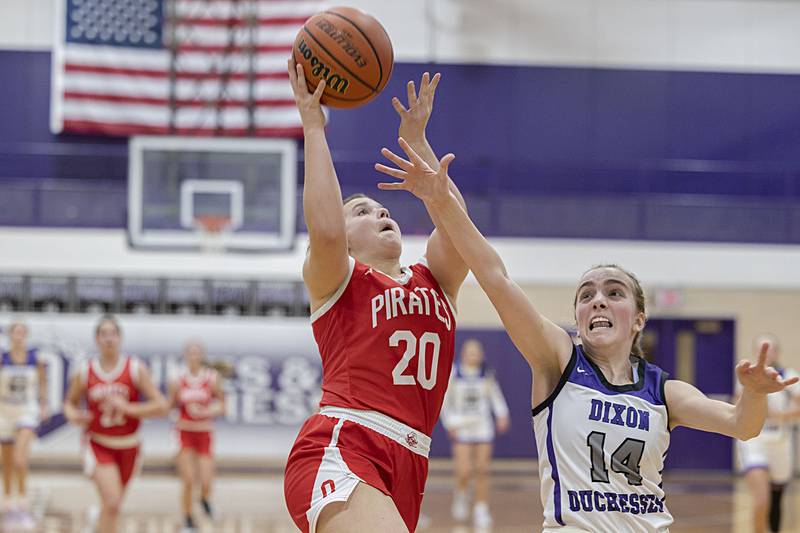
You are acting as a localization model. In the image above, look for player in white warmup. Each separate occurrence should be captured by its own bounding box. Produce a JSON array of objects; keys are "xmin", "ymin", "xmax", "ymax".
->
[
  {"xmin": 441, "ymin": 338, "xmax": 509, "ymax": 528},
  {"xmin": 0, "ymin": 321, "xmax": 47, "ymax": 530},
  {"xmin": 737, "ymin": 334, "xmax": 800, "ymax": 533}
]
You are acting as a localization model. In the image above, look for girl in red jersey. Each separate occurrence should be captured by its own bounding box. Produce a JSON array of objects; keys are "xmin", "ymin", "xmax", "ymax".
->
[
  {"xmin": 63, "ymin": 315, "xmax": 168, "ymax": 533},
  {"xmin": 168, "ymin": 341, "xmax": 225, "ymax": 533},
  {"xmin": 283, "ymin": 59, "xmax": 469, "ymax": 533}
]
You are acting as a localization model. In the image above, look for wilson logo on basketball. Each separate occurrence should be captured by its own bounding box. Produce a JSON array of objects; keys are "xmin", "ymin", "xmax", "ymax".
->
[
  {"xmin": 297, "ymin": 39, "xmax": 350, "ymax": 95},
  {"xmin": 314, "ymin": 19, "xmax": 368, "ymax": 68}
]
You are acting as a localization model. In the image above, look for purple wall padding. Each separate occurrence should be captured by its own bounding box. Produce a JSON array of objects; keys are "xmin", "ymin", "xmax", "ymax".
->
[{"xmin": 2, "ymin": 50, "xmax": 800, "ymax": 242}]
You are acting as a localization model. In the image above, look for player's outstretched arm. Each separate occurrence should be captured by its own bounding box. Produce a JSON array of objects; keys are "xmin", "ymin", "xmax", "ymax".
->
[
  {"xmin": 666, "ymin": 341, "xmax": 800, "ymax": 439},
  {"xmin": 392, "ymin": 72, "xmax": 468, "ymax": 302},
  {"xmin": 375, "ymin": 139, "xmax": 573, "ymax": 377},
  {"xmin": 287, "ymin": 58, "xmax": 349, "ymax": 307}
]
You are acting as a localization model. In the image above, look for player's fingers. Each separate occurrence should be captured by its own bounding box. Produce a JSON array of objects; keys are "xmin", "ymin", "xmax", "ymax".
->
[
  {"xmin": 312, "ymin": 79, "xmax": 326, "ymax": 102},
  {"xmin": 407, "ymin": 80, "xmax": 417, "ymax": 106},
  {"xmin": 440, "ymin": 153, "xmax": 456, "ymax": 170},
  {"xmin": 374, "ymin": 163, "xmax": 408, "ymax": 180},
  {"xmin": 379, "ymin": 148, "xmax": 413, "ymax": 170},
  {"xmin": 755, "ymin": 342, "xmax": 769, "ymax": 368},
  {"xmin": 397, "ymin": 137, "xmax": 425, "ymax": 166},
  {"xmin": 429, "ymin": 72, "xmax": 441, "ymax": 98},
  {"xmin": 392, "ymin": 97, "xmax": 408, "ymax": 115},
  {"xmin": 780, "ymin": 375, "xmax": 800, "ymax": 387},
  {"xmin": 377, "ymin": 181, "xmax": 407, "ymax": 191},
  {"xmin": 287, "ymin": 58, "xmax": 296, "ymax": 82}
]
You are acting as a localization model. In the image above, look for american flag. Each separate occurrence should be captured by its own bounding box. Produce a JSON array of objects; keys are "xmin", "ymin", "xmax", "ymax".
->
[{"xmin": 50, "ymin": 0, "xmax": 324, "ymax": 137}]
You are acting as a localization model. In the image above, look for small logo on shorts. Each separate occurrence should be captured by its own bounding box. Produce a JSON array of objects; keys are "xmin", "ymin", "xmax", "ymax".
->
[
  {"xmin": 405, "ymin": 432, "xmax": 418, "ymax": 448},
  {"xmin": 321, "ymin": 479, "xmax": 336, "ymax": 498}
]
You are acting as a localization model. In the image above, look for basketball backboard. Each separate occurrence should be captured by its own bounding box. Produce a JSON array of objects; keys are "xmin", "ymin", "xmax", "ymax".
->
[{"xmin": 128, "ymin": 136, "xmax": 297, "ymax": 252}]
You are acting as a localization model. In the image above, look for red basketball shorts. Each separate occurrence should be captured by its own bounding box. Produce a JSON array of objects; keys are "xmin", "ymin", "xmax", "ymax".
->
[
  {"xmin": 284, "ymin": 407, "xmax": 431, "ymax": 533},
  {"xmin": 83, "ymin": 438, "xmax": 141, "ymax": 487},
  {"xmin": 178, "ymin": 430, "xmax": 213, "ymax": 456}
]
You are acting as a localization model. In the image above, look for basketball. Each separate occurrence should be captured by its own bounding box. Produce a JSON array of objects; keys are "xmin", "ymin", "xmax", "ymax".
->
[{"xmin": 293, "ymin": 7, "xmax": 394, "ymax": 109}]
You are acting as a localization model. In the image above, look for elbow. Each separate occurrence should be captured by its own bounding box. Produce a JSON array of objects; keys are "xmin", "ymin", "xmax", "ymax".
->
[
  {"xmin": 480, "ymin": 269, "xmax": 513, "ymax": 296},
  {"xmin": 736, "ymin": 425, "xmax": 762, "ymax": 441},
  {"xmin": 741, "ymin": 429, "xmax": 761, "ymax": 441}
]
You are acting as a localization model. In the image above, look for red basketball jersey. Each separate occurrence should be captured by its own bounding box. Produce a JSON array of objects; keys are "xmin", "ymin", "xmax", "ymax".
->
[
  {"xmin": 311, "ymin": 257, "xmax": 456, "ymax": 435},
  {"xmin": 85, "ymin": 356, "xmax": 141, "ymax": 438},
  {"xmin": 175, "ymin": 367, "xmax": 216, "ymax": 431}
]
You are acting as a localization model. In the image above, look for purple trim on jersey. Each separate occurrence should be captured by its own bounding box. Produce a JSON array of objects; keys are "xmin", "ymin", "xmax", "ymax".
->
[
  {"xmin": 455, "ymin": 362, "xmax": 489, "ymax": 379},
  {"xmin": 0, "ymin": 349, "xmax": 37, "ymax": 367},
  {"xmin": 546, "ymin": 406, "xmax": 565, "ymax": 526},
  {"xmin": 568, "ymin": 345, "xmax": 668, "ymax": 406}
]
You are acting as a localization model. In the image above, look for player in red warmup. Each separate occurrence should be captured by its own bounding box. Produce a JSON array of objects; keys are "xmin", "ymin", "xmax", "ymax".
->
[
  {"xmin": 168, "ymin": 341, "xmax": 225, "ymax": 533},
  {"xmin": 63, "ymin": 315, "xmax": 169, "ymax": 533},
  {"xmin": 283, "ymin": 58, "xmax": 469, "ymax": 533}
]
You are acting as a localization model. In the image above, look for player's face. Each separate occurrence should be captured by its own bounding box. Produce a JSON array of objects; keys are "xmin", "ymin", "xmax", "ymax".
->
[
  {"xmin": 95, "ymin": 321, "xmax": 121, "ymax": 355},
  {"xmin": 343, "ymin": 197, "xmax": 402, "ymax": 258},
  {"xmin": 461, "ymin": 341, "xmax": 484, "ymax": 368},
  {"xmin": 574, "ymin": 268, "xmax": 644, "ymax": 355},
  {"xmin": 9, "ymin": 324, "xmax": 27, "ymax": 348},
  {"xmin": 184, "ymin": 343, "xmax": 204, "ymax": 369}
]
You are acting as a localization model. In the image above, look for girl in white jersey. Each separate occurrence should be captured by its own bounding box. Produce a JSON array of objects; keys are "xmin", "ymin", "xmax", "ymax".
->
[
  {"xmin": 737, "ymin": 334, "xmax": 800, "ymax": 533},
  {"xmin": 441, "ymin": 338, "xmax": 509, "ymax": 528},
  {"xmin": 0, "ymin": 321, "xmax": 46, "ymax": 530},
  {"xmin": 374, "ymin": 139, "xmax": 799, "ymax": 533}
]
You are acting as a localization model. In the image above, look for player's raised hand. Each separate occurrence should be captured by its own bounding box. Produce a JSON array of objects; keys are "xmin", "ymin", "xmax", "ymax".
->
[
  {"xmin": 737, "ymin": 341, "xmax": 800, "ymax": 394},
  {"xmin": 375, "ymin": 137, "xmax": 454, "ymax": 204},
  {"xmin": 394, "ymin": 72, "xmax": 441, "ymax": 142},
  {"xmin": 287, "ymin": 57, "xmax": 326, "ymax": 130}
]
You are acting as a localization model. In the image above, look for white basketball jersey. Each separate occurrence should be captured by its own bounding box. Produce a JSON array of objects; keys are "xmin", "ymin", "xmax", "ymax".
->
[
  {"xmin": 441, "ymin": 363, "xmax": 509, "ymax": 442},
  {"xmin": 0, "ymin": 350, "xmax": 39, "ymax": 407},
  {"xmin": 533, "ymin": 345, "xmax": 672, "ymax": 533}
]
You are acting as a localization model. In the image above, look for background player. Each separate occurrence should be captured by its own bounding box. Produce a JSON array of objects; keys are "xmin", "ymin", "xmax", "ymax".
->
[
  {"xmin": 168, "ymin": 341, "xmax": 226, "ymax": 533},
  {"xmin": 737, "ymin": 334, "xmax": 800, "ymax": 533},
  {"xmin": 374, "ymin": 138, "xmax": 799, "ymax": 532},
  {"xmin": 63, "ymin": 314, "xmax": 168, "ymax": 533},
  {"xmin": 283, "ymin": 60, "xmax": 469, "ymax": 533},
  {"xmin": 441, "ymin": 338, "xmax": 509, "ymax": 528},
  {"xmin": 0, "ymin": 321, "xmax": 46, "ymax": 530}
]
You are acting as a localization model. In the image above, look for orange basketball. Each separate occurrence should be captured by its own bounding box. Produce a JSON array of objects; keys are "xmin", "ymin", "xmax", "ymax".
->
[{"xmin": 293, "ymin": 7, "xmax": 394, "ymax": 109}]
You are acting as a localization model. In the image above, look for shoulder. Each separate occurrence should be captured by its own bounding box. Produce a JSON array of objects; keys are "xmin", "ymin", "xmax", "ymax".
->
[
  {"xmin": 309, "ymin": 256, "xmax": 357, "ymax": 322},
  {"xmin": 126, "ymin": 356, "xmax": 145, "ymax": 382}
]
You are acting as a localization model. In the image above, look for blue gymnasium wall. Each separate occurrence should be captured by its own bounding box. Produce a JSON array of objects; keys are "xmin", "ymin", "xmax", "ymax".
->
[{"xmin": 2, "ymin": 49, "xmax": 800, "ymax": 242}]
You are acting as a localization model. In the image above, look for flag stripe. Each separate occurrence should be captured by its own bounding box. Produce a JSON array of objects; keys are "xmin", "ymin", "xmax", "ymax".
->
[
  {"xmin": 64, "ymin": 91, "xmax": 296, "ymax": 108},
  {"xmin": 63, "ymin": 119, "xmax": 303, "ymax": 137},
  {"xmin": 65, "ymin": 64, "xmax": 289, "ymax": 81},
  {"xmin": 176, "ymin": 43, "xmax": 293, "ymax": 53},
  {"xmin": 176, "ymin": 16, "xmax": 309, "ymax": 27},
  {"xmin": 62, "ymin": 73, "xmax": 293, "ymax": 99}
]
